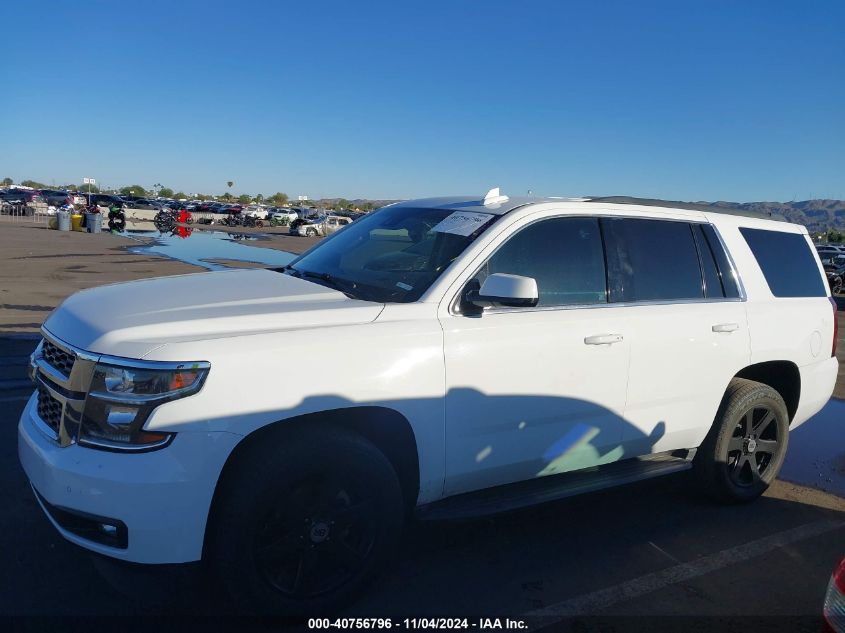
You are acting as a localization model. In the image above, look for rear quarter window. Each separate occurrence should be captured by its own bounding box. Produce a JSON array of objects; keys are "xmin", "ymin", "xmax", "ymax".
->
[{"xmin": 739, "ymin": 227, "xmax": 827, "ymax": 298}]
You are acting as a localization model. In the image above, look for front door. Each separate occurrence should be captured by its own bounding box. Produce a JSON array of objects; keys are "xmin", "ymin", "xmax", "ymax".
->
[{"xmin": 439, "ymin": 216, "xmax": 634, "ymax": 496}]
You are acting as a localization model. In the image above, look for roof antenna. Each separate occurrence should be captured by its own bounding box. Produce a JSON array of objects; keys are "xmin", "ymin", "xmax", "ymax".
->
[{"xmin": 483, "ymin": 187, "xmax": 509, "ymax": 206}]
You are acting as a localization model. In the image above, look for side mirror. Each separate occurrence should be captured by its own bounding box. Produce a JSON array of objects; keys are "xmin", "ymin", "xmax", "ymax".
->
[{"xmin": 469, "ymin": 273, "xmax": 539, "ymax": 308}]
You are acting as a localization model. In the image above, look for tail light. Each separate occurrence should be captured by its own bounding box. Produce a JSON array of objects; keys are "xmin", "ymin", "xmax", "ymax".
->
[
  {"xmin": 824, "ymin": 557, "xmax": 845, "ymax": 632},
  {"xmin": 832, "ymin": 297, "xmax": 840, "ymax": 358}
]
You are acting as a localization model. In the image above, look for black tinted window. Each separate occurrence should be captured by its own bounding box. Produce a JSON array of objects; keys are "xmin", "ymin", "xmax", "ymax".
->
[
  {"xmin": 475, "ymin": 217, "xmax": 607, "ymax": 306},
  {"xmin": 602, "ymin": 218, "xmax": 703, "ymax": 302},
  {"xmin": 740, "ymin": 227, "xmax": 826, "ymax": 297},
  {"xmin": 693, "ymin": 224, "xmax": 724, "ymax": 298},
  {"xmin": 701, "ymin": 224, "xmax": 741, "ymax": 298}
]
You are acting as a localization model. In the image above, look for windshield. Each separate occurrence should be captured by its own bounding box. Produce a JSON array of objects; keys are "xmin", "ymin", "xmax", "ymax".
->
[{"xmin": 285, "ymin": 205, "xmax": 498, "ymax": 303}]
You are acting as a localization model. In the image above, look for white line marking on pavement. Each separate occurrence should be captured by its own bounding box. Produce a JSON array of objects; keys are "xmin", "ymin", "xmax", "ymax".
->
[
  {"xmin": 647, "ymin": 540, "xmax": 681, "ymax": 564},
  {"xmin": 526, "ymin": 519, "xmax": 844, "ymax": 621}
]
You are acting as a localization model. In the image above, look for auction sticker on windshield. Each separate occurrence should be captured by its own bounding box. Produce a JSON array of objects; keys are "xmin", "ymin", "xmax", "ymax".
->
[{"xmin": 431, "ymin": 211, "xmax": 494, "ymax": 236}]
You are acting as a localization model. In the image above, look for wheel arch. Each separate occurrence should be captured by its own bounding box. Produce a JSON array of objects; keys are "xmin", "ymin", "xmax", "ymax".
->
[
  {"xmin": 733, "ymin": 360, "xmax": 801, "ymax": 421},
  {"xmin": 206, "ymin": 406, "xmax": 421, "ymax": 544}
]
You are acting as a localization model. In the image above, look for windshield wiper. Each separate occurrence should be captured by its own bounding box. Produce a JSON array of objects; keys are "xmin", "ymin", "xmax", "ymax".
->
[{"xmin": 297, "ymin": 269, "xmax": 360, "ymax": 300}]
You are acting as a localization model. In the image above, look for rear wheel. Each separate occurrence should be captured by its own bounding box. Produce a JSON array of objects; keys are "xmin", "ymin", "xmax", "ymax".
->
[
  {"xmin": 207, "ymin": 427, "xmax": 404, "ymax": 615},
  {"xmin": 694, "ymin": 378, "xmax": 789, "ymax": 503}
]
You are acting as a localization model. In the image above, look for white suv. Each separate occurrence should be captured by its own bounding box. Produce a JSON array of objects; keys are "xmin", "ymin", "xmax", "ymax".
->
[{"xmin": 19, "ymin": 190, "xmax": 838, "ymax": 614}]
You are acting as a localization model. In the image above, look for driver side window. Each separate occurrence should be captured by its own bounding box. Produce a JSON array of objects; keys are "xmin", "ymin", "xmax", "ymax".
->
[{"xmin": 474, "ymin": 216, "xmax": 607, "ymax": 307}]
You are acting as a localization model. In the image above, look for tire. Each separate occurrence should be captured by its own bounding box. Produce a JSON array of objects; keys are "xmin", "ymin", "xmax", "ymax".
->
[
  {"xmin": 694, "ymin": 378, "xmax": 789, "ymax": 503},
  {"xmin": 207, "ymin": 426, "xmax": 404, "ymax": 615},
  {"xmin": 306, "ymin": 228, "xmax": 317, "ymax": 237},
  {"xmin": 255, "ymin": 220, "xmax": 264, "ymax": 228}
]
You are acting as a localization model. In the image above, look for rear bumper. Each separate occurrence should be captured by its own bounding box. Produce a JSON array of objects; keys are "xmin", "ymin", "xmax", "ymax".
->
[
  {"xmin": 792, "ymin": 356, "xmax": 839, "ymax": 428},
  {"xmin": 18, "ymin": 392, "xmax": 242, "ymax": 564}
]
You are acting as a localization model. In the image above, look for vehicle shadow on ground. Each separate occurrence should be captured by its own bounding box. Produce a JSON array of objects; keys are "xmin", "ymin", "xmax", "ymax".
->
[
  {"xmin": 2, "ymin": 336, "xmax": 843, "ymax": 619},
  {"xmin": 4, "ymin": 387, "xmax": 845, "ymax": 619}
]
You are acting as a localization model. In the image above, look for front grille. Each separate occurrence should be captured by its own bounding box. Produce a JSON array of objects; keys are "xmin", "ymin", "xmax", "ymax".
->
[
  {"xmin": 36, "ymin": 385, "xmax": 63, "ymax": 434},
  {"xmin": 42, "ymin": 340, "xmax": 75, "ymax": 377}
]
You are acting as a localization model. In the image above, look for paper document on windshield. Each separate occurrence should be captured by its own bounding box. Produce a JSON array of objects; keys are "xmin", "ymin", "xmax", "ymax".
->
[{"xmin": 431, "ymin": 211, "xmax": 494, "ymax": 237}]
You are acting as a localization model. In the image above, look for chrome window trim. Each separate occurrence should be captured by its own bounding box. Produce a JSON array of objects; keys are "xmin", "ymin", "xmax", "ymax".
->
[
  {"xmin": 449, "ymin": 214, "xmax": 748, "ymax": 317},
  {"xmin": 707, "ymin": 224, "xmax": 748, "ymax": 302}
]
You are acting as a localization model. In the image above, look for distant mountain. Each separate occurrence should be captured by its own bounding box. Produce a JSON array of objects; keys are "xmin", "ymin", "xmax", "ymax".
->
[
  {"xmin": 700, "ymin": 199, "xmax": 845, "ymax": 233},
  {"xmin": 591, "ymin": 197, "xmax": 845, "ymax": 233}
]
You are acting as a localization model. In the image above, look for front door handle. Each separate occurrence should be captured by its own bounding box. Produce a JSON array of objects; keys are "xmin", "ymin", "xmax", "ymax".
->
[
  {"xmin": 712, "ymin": 322, "xmax": 740, "ymax": 333},
  {"xmin": 584, "ymin": 333, "xmax": 624, "ymax": 345}
]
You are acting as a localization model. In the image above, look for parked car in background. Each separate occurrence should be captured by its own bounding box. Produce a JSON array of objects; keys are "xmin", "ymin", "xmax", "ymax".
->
[
  {"xmin": 266, "ymin": 207, "xmax": 299, "ymax": 224},
  {"xmin": 296, "ymin": 214, "xmax": 353, "ymax": 236},
  {"xmin": 0, "ymin": 189, "xmax": 47, "ymax": 215},
  {"xmin": 823, "ymin": 255, "xmax": 845, "ymax": 294},
  {"xmin": 817, "ymin": 245, "xmax": 845, "ymax": 259},
  {"xmin": 288, "ymin": 216, "xmax": 309, "ymax": 235},
  {"xmin": 195, "ymin": 201, "xmax": 217, "ymax": 214},
  {"xmin": 243, "ymin": 205, "xmax": 266, "ymax": 218},
  {"xmin": 85, "ymin": 194, "xmax": 126, "ymax": 210},
  {"xmin": 124, "ymin": 198, "xmax": 163, "ymax": 211},
  {"xmin": 67, "ymin": 192, "xmax": 87, "ymax": 206},
  {"xmin": 38, "ymin": 189, "xmax": 72, "ymax": 207}
]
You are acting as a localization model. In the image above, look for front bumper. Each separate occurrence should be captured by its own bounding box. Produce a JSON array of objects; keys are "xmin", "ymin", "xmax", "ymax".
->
[{"xmin": 18, "ymin": 392, "xmax": 242, "ymax": 564}]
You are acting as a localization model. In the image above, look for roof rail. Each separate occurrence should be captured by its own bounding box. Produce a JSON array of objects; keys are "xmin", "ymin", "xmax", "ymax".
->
[{"xmin": 587, "ymin": 196, "xmax": 787, "ymax": 221}]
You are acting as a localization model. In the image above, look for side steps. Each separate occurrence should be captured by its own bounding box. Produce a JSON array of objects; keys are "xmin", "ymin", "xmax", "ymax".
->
[{"xmin": 416, "ymin": 451, "xmax": 695, "ymax": 521}]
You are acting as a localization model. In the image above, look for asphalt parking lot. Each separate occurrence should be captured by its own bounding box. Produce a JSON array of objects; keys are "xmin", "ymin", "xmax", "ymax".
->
[{"xmin": 1, "ymin": 336, "xmax": 843, "ymax": 631}]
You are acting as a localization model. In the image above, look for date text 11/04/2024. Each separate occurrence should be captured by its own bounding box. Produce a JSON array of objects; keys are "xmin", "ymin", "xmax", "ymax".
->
[{"xmin": 307, "ymin": 618, "xmax": 528, "ymax": 630}]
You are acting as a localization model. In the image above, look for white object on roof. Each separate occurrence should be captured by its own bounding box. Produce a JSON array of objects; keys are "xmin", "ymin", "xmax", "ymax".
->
[{"xmin": 483, "ymin": 187, "xmax": 509, "ymax": 206}]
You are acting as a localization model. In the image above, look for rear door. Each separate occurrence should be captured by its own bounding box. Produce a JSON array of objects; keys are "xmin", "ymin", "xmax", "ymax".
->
[{"xmin": 601, "ymin": 217, "xmax": 751, "ymax": 455}]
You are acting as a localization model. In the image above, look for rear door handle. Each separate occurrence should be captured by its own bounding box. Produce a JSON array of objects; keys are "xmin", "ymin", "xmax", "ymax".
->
[
  {"xmin": 584, "ymin": 333, "xmax": 624, "ymax": 345},
  {"xmin": 712, "ymin": 322, "xmax": 740, "ymax": 333}
]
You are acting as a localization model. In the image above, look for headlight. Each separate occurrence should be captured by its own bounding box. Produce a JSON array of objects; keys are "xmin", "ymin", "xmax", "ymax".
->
[{"xmin": 80, "ymin": 360, "xmax": 209, "ymax": 451}]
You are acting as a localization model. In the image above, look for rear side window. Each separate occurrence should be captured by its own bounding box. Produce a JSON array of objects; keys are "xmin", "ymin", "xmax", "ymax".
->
[
  {"xmin": 739, "ymin": 227, "xmax": 826, "ymax": 298},
  {"xmin": 602, "ymin": 218, "xmax": 703, "ymax": 302}
]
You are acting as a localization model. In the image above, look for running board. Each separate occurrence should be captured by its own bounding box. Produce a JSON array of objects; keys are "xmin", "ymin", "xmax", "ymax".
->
[{"xmin": 416, "ymin": 451, "xmax": 695, "ymax": 521}]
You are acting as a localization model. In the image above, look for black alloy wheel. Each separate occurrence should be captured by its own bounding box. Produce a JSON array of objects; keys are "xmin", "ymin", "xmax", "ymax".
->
[
  {"xmin": 254, "ymin": 473, "xmax": 376, "ymax": 599},
  {"xmin": 208, "ymin": 426, "xmax": 404, "ymax": 615},
  {"xmin": 694, "ymin": 377, "xmax": 789, "ymax": 502},
  {"xmin": 725, "ymin": 405, "xmax": 781, "ymax": 488}
]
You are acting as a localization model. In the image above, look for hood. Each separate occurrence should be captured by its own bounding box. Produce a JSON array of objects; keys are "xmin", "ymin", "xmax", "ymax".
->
[{"xmin": 43, "ymin": 269, "xmax": 384, "ymax": 358}]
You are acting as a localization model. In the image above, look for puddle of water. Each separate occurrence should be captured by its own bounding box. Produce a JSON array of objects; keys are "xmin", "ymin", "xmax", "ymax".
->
[
  {"xmin": 122, "ymin": 229, "xmax": 297, "ymax": 271},
  {"xmin": 781, "ymin": 398, "xmax": 845, "ymax": 497}
]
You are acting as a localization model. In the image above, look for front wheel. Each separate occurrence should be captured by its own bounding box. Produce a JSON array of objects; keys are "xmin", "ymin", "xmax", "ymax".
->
[
  {"xmin": 694, "ymin": 378, "xmax": 789, "ymax": 503},
  {"xmin": 207, "ymin": 427, "xmax": 404, "ymax": 615}
]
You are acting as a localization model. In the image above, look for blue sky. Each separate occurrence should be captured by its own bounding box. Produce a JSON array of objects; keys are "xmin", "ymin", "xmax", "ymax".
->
[{"xmin": 2, "ymin": 0, "xmax": 843, "ymax": 201}]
